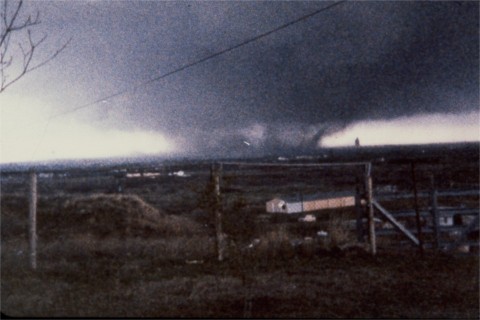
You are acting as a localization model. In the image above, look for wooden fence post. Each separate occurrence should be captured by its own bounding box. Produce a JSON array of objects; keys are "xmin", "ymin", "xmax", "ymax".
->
[
  {"xmin": 355, "ymin": 182, "xmax": 364, "ymax": 242},
  {"xmin": 430, "ymin": 176, "xmax": 440, "ymax": 250},
  {"xmin": 29, "ymin": 171, "xmax": 37, "ymax": 270},
  {"xmin": 365, "ymin": 163, "xmax": 376, "ymax": 255},
  {"xmin": 212, "ymin": 163, "xmax": 225, "ymax": 262},
  {"xmin": 411, "ymin": 162, "xmax": 424, "ymax": 256}
]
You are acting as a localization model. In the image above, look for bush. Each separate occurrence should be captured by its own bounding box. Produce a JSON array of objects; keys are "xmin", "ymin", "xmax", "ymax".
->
[
  {"xmin": 38, "ymin": 194, "xmax": 205, "ymax": 239},
  {"xmin": 223, "ymin": 196, "xmax": 257, "ymax": 241},
  {"xmin": 328, "ymin": 211, "xmax": 354, "ymax": 247}
]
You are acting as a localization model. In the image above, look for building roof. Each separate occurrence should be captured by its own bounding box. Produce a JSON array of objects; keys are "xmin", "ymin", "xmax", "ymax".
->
[{"xmin": 272, "ymin": 191, "xmax": 355, "ymax": 203}]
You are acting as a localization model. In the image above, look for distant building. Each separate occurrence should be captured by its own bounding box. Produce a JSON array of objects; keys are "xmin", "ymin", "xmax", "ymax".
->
[
  {"xmin": 266, "ymin": 192, "xmax": 355, "ymax": 214},
  {"xmin": 439, "ymin": 215, "xmax": 454, "ymax": 227},
  {"xmin": 355, "ymin": 137, "xmax": 360, "ymax": 147}
]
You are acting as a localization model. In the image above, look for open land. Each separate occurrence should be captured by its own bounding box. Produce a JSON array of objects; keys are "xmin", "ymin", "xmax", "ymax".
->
[{"xmin": 1, "ymin": 143, "xmax": 479, "ymax": 318}]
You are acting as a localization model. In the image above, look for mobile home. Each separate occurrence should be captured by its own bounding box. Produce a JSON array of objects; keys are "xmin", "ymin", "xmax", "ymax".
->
[{"xmin": 266, "ymin": 192, "xmax": 355, "ymax": 214}]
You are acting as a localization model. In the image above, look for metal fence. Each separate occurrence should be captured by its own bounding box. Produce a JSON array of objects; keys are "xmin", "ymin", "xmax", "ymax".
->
[{"xmin": 1, "ymin": 158, "xmax": 479, "ymax": 270}]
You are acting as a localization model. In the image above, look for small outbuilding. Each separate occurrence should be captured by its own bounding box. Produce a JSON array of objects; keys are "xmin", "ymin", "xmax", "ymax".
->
[
  {"xmin": 438, "ymin": 215, "xmax": 454, "ymax": 227},
  {"xmin": 266, "ymin": 192, "xmax": 355, "ymax": 214}
]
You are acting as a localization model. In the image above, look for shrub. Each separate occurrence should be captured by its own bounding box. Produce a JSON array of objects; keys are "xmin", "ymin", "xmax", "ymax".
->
[
  {"xmin": 328, "ymin": 212, "xmax": 354, "ymax": 247},
  {"xmin": 256, "ymin": 225, "xmax": 295, "ymax": 260},
  {"xmin": 38, "ymin": 194, "xmax": 205, "ymax": 239}
]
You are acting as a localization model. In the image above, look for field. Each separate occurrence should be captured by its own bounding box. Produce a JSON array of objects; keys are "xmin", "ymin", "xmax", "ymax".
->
[{"xmin": 1, "ymin": 143, "xmax": 479, "ymax": 318}]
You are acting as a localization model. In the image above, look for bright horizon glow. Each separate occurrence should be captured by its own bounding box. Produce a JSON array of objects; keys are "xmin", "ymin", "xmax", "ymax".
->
[
  {"xmin": 1, "ymin": 124, "xmax": 175, "ymax": 164},
  {"xmin": 0, "ymin": 94, "xmax": 175, "ymax": 164},
  {"xmin": 319, "ymin": 112, "xmax": 480, "ymax": 147},
  {"xmin": 2, "ymin": 92, "xmax": 479, "ymax": 163}
]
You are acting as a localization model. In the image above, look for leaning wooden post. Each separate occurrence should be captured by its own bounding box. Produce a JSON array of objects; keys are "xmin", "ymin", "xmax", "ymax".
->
[
  {"xmin": 212, "ymin": 163, "xmax": 225, "ymax": 262},
  {"xmin": 28, "ymin": 171, "xmax": 38, "ymax": 270},
  {"xmin": 430, "ymin": 176, "xmax": 440, "ymax": 250},
  {"xmin": 365, "ymin": 163, "xmax": 376, "ymax": 255}
]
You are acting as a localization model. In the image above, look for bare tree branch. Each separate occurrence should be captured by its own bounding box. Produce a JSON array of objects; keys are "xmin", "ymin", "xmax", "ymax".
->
[
  {"xmin": 0, "ymin": 0, "xmax": 69, "ymax": 93},
  {"xmin": 0, "ymin": 0, "xmax": 25, "ymax": 47}
]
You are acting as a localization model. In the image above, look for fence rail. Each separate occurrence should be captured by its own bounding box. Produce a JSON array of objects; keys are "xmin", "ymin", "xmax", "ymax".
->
[
  {"xmin": 386, "ymin": 208, "xmax": 479, "ymax": 218},
  {"xmin": 371, "ymin": 187, "xmax": 478, "ymax": 254},
  {"xmin": 376, "ymin": 189, "xmax": 479, "ymax": 201}
]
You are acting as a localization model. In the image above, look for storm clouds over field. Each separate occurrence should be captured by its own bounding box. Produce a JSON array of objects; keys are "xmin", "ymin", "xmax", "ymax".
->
[{"xmin": 1, "ymin": 1, "xmax": 478, "ymax": 161}]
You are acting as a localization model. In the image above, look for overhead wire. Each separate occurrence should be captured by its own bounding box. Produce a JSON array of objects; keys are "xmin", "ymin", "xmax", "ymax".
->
[
  {"xmin": 1, "ymin": 0, "xmax": 347, "ymax": 161},
  {"xmin": 46, "ymin": 0, "xmax": 347, "ymax": 119}
]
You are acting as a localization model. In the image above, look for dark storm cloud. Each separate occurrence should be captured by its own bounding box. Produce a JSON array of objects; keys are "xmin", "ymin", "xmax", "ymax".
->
[
  {"xmin": 193, "ymin": 1, "xmax": 478, "ymax": 123},
  {"xmin": 24, "ymin": 1, "xmax": 480, "ymax": 157},
  {"xmin": 136, "ymin": 1, "xmax": 478, "ymax": 156}
]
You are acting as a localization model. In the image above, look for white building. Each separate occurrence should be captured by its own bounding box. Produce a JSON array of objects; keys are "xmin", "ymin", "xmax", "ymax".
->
[
  {"xmin": 438, "ymin": 215, "xmax": 454, "ymax": 227},
  {"xmin": 266, "ymin": 192, "xmax": 355, "ymax": 214}
]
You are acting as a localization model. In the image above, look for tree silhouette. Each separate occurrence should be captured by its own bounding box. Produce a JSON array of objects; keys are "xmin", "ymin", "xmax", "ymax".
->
[{"xmin": 0, "ymin": 0, "xmax": 70, "ymax": 93}]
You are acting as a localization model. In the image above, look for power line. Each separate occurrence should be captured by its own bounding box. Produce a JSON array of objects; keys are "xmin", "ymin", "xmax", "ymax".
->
[
  {"xmin": 2, "ymin": 0, "xmax": 346, "ymax": 161},
  {"xmin": 49, "ymin": 0, "xmax": 346, "ymax": 119}
]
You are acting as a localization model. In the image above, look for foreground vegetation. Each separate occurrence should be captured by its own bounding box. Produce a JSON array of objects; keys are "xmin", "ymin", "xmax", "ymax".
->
[
  {"xmin": 2, "ymin": 145, "xmax": 479, "ymax": 318},
  {"xmin": 2, "ymin": 240, "xmax": 478, "ymax": 318},
  {"xmin": 1, "ymin": 194, "xmax": 478, "ymax": 318}
]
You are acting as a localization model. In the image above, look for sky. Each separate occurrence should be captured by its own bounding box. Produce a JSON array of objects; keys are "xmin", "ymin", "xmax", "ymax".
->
[{"xmin": 0, "ymin": 0, "xmax": 479, "ymax": 163}]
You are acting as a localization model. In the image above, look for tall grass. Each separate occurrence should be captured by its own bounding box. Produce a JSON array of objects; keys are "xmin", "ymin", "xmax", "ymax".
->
[{"xmin": 328, "ymin": 212, "xmax": 355, "ymax": 247}]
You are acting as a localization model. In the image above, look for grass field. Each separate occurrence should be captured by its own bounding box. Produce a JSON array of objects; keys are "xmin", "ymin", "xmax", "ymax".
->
[
  {"xmin": 2, "ymin": 238, "xmax": 478, "ymax": 318},
  {"xmin": 1, "ymin": 144, "xmax": 479, "ymax": 318}
]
